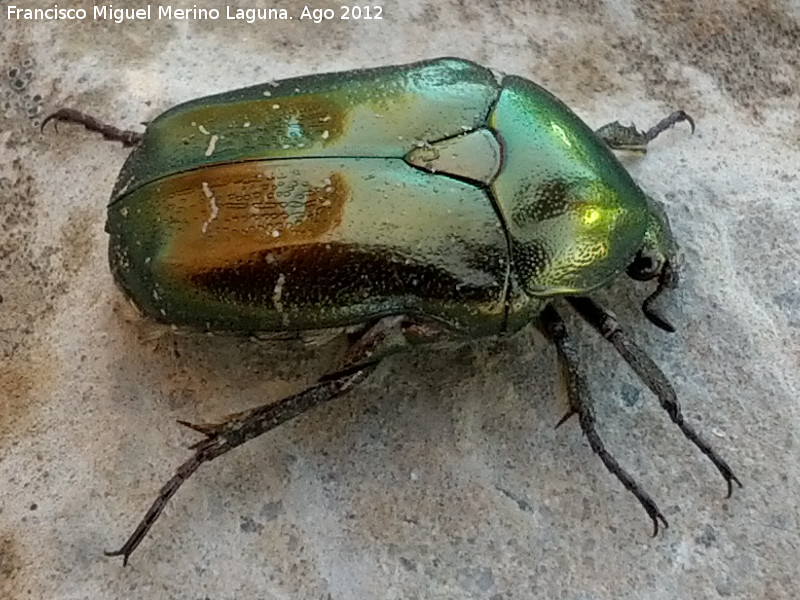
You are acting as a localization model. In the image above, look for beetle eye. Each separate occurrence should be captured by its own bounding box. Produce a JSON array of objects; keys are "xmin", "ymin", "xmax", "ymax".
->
[{"xmin": 627, "ymin": 251, "xmax": 662, "ymax": 281}]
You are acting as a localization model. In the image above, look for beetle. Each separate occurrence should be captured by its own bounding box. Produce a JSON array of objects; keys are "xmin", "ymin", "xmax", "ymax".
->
[{"xmin": 43, "ymin": 57, "xmax": 741, "ymax": 565}]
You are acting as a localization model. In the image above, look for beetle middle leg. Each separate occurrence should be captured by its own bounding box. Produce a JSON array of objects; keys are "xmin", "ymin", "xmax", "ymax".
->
[
  {"xmin": 41, "ymin": 108, "xmax": 143, "ymax": 146},
  {"xmin": 595, "ymin": 110, "xmax": 695, "ymax": 152},
  {"xmin": 539, "ymin": 304, "xmax": 668, "ymax": 534},
  {"xmin": 566, "ymin": 296, "xmax": 742, "ymax": 496},
  {"xmin": 105, "ymin": 315, "xmax": 419, "ymax": 565}
]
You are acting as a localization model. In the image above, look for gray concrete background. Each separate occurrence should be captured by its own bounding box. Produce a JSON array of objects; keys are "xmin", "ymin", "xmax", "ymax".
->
[{"xmin": 2, "ymin": 1, "xmax": 799, "ymax": 598}]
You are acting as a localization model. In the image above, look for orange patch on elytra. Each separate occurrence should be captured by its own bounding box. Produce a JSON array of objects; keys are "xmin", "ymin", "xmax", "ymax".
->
[{"xmin": 155, "ymin": 162, "xmax": 348, "ymax": 277}]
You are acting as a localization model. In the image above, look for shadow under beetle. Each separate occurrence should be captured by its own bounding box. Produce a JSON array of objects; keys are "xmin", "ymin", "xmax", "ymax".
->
[{"xmin": 43, "ymin": 57, "xmax": 741, "ymax": 564}]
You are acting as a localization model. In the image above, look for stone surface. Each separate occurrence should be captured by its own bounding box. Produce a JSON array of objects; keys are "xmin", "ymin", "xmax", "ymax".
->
[{"xmin": 2, "ymin": 1, "xmax": 799, "ymax": 598}]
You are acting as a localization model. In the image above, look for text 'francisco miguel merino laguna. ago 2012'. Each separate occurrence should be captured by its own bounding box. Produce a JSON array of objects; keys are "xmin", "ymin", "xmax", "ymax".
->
[{"xmin": 6, "ymin": 5, "xmax": 382, "ymax": 24}]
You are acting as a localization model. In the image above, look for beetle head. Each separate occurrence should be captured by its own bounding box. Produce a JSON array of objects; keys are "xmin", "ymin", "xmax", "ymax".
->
[{"xmin": 627, "ymin": 195, "xmax": 680, "ymax": 332}]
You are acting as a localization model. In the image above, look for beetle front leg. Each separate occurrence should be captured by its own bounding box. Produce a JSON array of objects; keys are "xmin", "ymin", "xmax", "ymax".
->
[
  {"xmin": 595, "ymin": 110, "xmax": 695, "ymax": 152},
  {"xmin": 41, "ymin": 108, "xmax": 143, "ymax": 146},
  {"xmin": 566, "ymin": 297, "xmax": 742, "ymax": 496},
  {"xmin": 105, "ymin": 315, "xmax": 413, "ymax": 565},
  {"xmin": 539, "ymin": 304, "xmax": 668, "ymax": 535}
]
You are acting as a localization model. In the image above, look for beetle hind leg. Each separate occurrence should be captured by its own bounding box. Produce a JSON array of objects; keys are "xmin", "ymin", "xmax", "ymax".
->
[
  {"xmin": 105, "ymin": 315, "xmax": 419, "ymax": 565},
  {"xmin": 566, "ymin": 297, "xmax": 742, "ymax": 496},
  {"xmin": 105, "ymin": 365, "xmax": 374, "ymax": 565},
  {"xmin": 595, "ymin": 110, "xmax": 695, "ymax": 152},
  {"xmin": 41, "ymin": 108, "xmax": 143, "ymax": 146},
  {"xmin": 539, "ymin": 304, "xmax": 668, "ymax": 534}
]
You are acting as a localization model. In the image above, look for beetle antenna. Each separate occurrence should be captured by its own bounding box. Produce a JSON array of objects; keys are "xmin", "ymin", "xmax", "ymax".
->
[{"xmin": 642, "ymin": 260, "xmax": 677, "ymax": 333}]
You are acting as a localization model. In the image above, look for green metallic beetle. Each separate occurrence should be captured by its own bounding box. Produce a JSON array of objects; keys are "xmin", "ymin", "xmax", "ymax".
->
[{"xmin": 44, "ymin": 57, "xmax": 740, "ymax": 564}]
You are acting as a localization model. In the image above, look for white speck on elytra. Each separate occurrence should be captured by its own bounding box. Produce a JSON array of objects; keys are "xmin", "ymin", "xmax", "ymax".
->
[
  {"xmin": 198, "ymin": 125, "xmax": 210, "ymax": 135},
  {"xmin": 321, "ymin": 130, "xmax": 329, "ymax": 139},
  {"xmin": 201, "ymin": 182, "xmax": 219, "ymax": 234},
  {"xmin": 204, "ymin": 134, "xmax": 219, "ymax": 156}
]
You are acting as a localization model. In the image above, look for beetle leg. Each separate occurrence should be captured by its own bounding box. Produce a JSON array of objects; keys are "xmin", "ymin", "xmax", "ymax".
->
[
  {"xmin": 106, "ymin": 315, "xmax": 413, "ymax": 565},
  {"xmin": 339, "ymin": 315, "xmax": 407, "ymax": 369},
  {"xmin": 566, "ymin": 296, "xmax": 743, "ymax": 495},
  {"xmin": 539, "ymin": 304, "xmax": 668, "ymax": 535},
  {"xmin": 595, "ymin": 110, "xmax": 695, "ymax": 152},
  {"xmin": 105, "ymin": 367, "xmax": 373, "ymax": 565},
  {"xmin": 41, "ymin": 108, "xmax": 143, "ymax": 146}
]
